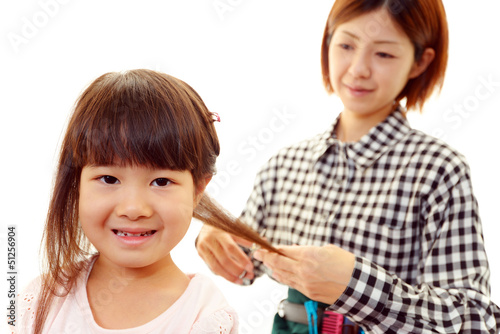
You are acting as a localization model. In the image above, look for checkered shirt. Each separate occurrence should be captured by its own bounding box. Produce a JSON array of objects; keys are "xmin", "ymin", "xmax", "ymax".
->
[{"xmin": 240, "ymin": 109, "xmax": 500, "ymax": 333}]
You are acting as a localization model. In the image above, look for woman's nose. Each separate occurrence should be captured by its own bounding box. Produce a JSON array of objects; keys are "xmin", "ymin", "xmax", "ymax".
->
[{"xmin": 348, "ymin": 50, "xmax": 371, "ymax": 78}]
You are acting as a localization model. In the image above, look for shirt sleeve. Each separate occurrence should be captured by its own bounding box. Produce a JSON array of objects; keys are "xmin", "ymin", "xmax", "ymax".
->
[
  {"xmin": 331, "ymin": 164, "xmax": 500, "ymax": 333},
  {"xmin": 190, "ymin": 308, "xmax": 238, "ymax": 334}
]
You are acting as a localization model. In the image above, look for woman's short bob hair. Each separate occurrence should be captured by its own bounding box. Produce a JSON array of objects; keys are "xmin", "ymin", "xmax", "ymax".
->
[{"xmin": 321, "ymin": 0, "xmax": 448, "ymax": 111}]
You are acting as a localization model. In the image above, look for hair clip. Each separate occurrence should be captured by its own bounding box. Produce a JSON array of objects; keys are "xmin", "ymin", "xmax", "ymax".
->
[{"xmin": 211, "ymin": 112, "xmax": 221, "ymax": 122}]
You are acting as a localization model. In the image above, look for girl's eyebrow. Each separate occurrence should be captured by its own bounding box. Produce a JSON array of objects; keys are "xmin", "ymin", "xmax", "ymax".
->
[
  {"xmin": 85, "ymin": 164, "xmax": 121, "ymax": 170},
  {"xmin": 86, "ymin": 164, "xmax": 182, "ymax": 174},
  {"xmin": 86, "ymin": 164, "xmax": 113, "ymax": 168},
  {"xmin": 340, "ymin": 30, "xmax": 400, "ymax": 45}
]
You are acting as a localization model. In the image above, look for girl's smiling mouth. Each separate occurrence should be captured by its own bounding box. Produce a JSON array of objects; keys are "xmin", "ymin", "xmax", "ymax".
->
[{"xmin": 112, "ymin": 229, "xmax": 157, "ymax": 237}]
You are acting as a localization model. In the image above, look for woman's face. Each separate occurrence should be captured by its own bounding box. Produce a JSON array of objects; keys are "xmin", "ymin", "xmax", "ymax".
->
[{"xmin": 328, "ymin": 8, "xmax": 423, "ymax": 118}]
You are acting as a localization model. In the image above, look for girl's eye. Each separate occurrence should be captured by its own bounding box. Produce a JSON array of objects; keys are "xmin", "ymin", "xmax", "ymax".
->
[
  {"xmin": 99, "ymin": 175, "xmax": 119, "ymax": 184},
  {"xmin": 152, "ymin": 178, "xmax": 171, "ymax": 187}
]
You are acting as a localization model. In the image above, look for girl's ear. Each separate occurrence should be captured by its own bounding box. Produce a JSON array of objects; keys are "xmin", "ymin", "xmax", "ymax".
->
[
  {"xmin": 409, "ymin": 48, "xmax": 435, "ymax": 79},
  {"xmin": 194, "ymin": 175, "xmax": 213, "ymax": 207}
]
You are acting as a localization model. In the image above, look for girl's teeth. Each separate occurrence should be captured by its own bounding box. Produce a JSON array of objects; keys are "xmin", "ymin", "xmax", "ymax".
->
[{"xmin": 115, "ymin": 230, "xmax": 154, "ymax": 237}]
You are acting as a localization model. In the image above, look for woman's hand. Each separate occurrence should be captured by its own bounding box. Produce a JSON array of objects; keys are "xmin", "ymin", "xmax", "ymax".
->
[
  {"xmin": 254, "ymin": 244, "xmax": 356, "ymax": 304},
  {"xmin": 196, "ymin": 224, "xmax": 255, "ymax": 284}
]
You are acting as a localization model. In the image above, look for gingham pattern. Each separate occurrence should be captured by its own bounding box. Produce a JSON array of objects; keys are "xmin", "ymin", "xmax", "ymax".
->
[{"xmin": 240, "ymin": 108, "xmax": 500, "ymax": 333}]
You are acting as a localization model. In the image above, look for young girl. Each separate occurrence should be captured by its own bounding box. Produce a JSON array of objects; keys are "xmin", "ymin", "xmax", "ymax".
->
[
  {"xmin": 12, "ymin": 69, "xmax": 279, "ymax": 334},
  {"xmin": 196, "ymin": 0, "xmax": 500, "ymax": 333}
]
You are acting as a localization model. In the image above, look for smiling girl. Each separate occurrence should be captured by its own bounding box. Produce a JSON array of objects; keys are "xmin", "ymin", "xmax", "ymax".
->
[{"xmin": 11, "ymin": 69, "xmax": 278, "ymax": 334}]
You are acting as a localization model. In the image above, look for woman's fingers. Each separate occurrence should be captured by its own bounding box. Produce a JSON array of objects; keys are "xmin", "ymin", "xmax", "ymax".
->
[
  {"xmin": 254, "ymin": 245, "xmax": 355, "ymax": 304},
  {"xmin": 196, "ymin": 225, "xmax": 254, "ymax": 283}
]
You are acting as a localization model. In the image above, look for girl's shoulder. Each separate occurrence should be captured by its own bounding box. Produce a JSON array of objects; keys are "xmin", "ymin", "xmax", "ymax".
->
[
  {"xmin": 10, "ymin": 256, "xmax": 95, "ymax": 333},
  {"xmin": 183, "ymin": 273, "xmax": 238, "ymax": 333},
  {"xmin": 9, "ymin": 275, "xmax": 42, "ymax": 333},
  {"xmin": 190, "ymin": 309, "xmax": 237, "ymax": 334}
]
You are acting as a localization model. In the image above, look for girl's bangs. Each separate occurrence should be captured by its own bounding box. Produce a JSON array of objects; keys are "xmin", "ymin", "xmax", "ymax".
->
[
  {"xmin": 78, "ymin": 103, "xmax": 192, "ymax": 170},
  {"xmin": 69, "ymin": 72, "xmax": 203, "ymax": 171}
]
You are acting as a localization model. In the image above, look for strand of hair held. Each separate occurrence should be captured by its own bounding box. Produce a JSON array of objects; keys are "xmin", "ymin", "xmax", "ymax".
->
[{"xmin": 193, "ymin": 194, "xmax": 285, "ymax": 256}]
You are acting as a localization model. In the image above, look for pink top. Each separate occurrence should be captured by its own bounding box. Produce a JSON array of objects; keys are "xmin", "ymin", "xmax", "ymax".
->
[{"xmin": 10, "ymin": 258, "xmax": 238, "ymax": 334}]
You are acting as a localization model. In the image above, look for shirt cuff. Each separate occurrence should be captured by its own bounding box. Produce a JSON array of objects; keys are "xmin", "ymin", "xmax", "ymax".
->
[{"xmin": 331, "ymin": 256, "xmax": 393, "ymax": 326}]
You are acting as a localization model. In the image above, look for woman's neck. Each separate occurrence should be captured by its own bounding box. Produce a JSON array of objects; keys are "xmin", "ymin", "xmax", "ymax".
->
[{"xmin": 336, "ymin": 105, "xmax": 395, "ymax": 142}]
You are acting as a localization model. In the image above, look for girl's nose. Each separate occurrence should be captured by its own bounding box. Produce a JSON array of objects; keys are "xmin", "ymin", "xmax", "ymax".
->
[
  {"xmin": 115, "ymin": 190, "xmax": 153, "ymax": 221},
  {"xmin": 348, "ymin": 51, "xmax": 371, "ymax": 78}
]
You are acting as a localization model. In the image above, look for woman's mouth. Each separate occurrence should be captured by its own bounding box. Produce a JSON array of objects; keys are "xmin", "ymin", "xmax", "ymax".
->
[{"xmin": 346, "ymin": 84, "xmax": 373, "ymax": 97}]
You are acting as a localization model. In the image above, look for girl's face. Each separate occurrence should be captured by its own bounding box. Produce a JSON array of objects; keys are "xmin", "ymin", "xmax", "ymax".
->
[
  {"xmin": 328, "ymin": 9, "xmax": 424, "ymax": 118},
  {"xmin": 79, "ymin": 164, "xmax": 202, "ymax": 270}
]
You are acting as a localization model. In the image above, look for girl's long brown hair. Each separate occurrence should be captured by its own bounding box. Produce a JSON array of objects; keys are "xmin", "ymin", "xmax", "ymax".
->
[
  {"xmin": 194, "ymin": 194, "xmax": 283, "ymax": 254},
  {"xmin": 34, "ymin": 69, "xmax": 277, "ymax": 333}
]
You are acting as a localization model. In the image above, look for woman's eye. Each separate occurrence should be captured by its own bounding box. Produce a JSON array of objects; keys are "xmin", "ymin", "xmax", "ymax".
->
[
  {"xmin": 339, "ymin": 43, "xmax": 352, "ymax": 50},
  {"xmin": 377, "ymin": 52, "xmax": 394, "ymax": 59},
  {"xmin": 99, "ymin": 175, "xmax": 119, "ymax": 184},
  {"xmin": 152, "ymin": 178, "xmax": 171, "ymax": 187}
]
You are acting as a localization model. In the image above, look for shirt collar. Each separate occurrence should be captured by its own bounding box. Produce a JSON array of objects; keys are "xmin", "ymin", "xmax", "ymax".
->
[
  {"xmin": 314, "ymin": 107, "xmax": 411, "ymax": 170},
  {"xmin": 311, "ymin": 120, "xmax": 337, "ymax": 162}
]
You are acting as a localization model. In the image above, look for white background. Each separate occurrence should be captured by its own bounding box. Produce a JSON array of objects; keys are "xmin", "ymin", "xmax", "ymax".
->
[{"xmin": 1, "ymin": 1, "xmax": 499, "ymax": 333}]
